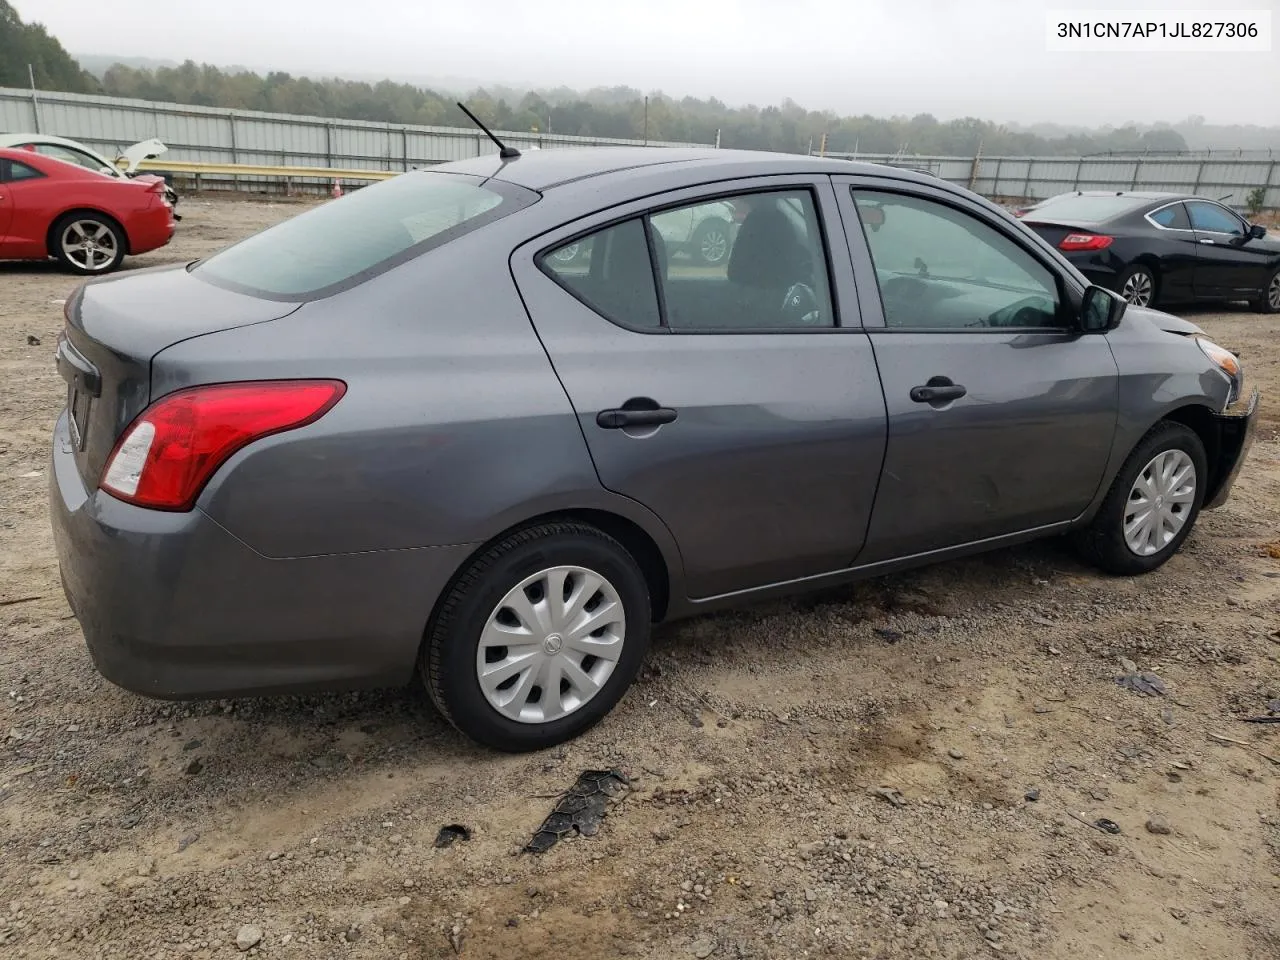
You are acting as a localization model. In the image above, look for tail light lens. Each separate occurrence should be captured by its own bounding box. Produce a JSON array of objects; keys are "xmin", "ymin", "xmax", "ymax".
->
[
  {"xmin": 100, "ymin": 380, "xmax": 346, "ymax": 511},
  {"xmin": 1059, "ymin": 233, "xmax": 1114, "ymax": 251}
]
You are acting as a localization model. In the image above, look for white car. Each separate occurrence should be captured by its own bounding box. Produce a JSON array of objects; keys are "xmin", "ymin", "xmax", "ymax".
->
[{"xmin": 0, "ymin": 133, "xmax": 180, "ymax": 214}]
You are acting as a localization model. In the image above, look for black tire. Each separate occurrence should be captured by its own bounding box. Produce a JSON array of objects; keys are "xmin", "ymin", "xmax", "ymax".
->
[
  {"xmin": 421, "ymin": 521, "xmax": 651, "ymax": 752},
  {"xmin": 691, "ymin": 218, "xmax": 732, "ymax": 265},
  {"xmin": 1073, "ymin": 421, "xmax": 1207, "ymax": 576},
  {"xmin": 51, "ymin": 211, "xmax": 126, "ymax": 275},
  {"xmin": 1117, "ymin": 264, "xmax": 1158, "ymax": 308},
  {"xmin": 1250, "ymin": 267, "xmax": 1280, "ymax": 314}
]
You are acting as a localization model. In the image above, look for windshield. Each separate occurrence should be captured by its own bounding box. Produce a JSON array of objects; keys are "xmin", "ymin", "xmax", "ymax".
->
[
  {"xmin": 1024, "ymin": 194, "xmax": 1151, "ymax": 223},
  {"xmin": 195, "ymin": 171, "xmax": 536, "ymax": 299}
]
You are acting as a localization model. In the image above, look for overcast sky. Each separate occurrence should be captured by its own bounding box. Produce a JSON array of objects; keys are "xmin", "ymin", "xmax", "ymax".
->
[{"xmin": 16, "ymin": 0, "xmax": 1280, "ymax": 126}]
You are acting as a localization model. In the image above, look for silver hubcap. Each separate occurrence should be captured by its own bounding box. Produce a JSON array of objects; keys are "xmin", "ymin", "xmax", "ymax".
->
[
  {"xmin": 700, "ymin": 228, "xmax": 729, "ymax": 263},
  {"xmin": 1268, "ymin": 273, "xmax": 1280, "ymax": 309},
  {"xmin": 61, "ymin": 220, "xmax": 117, "ymax": 271},
  {"xmin": 1124, "ymin": 449, "xmax": 1196, "ymax": 557},
  {"xmin": 477, "ymin": 565, "xmax": 625, "ymax": 724},
  {"xmin": 1122, "ymin": 270, "xmax": 1153, "ymax": 307}
]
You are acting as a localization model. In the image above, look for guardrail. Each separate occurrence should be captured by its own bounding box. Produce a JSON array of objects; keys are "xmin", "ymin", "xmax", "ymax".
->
[
  {"xmin": 136, "ymin": 160, "xmax": 399, "ymax": 180},
  {"xmin": 135, "ymin": 159, "xmax": 401, "ymax": 194}
]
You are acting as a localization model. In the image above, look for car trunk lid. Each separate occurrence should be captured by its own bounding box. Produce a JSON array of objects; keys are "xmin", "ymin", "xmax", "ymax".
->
[{"xmin": 58, "ymin": 264, "xmax": 299, "ymax": 488}]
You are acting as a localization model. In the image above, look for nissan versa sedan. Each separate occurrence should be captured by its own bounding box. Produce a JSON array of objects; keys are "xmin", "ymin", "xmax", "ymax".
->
[
  {"xmin": 1019, "ymin": 191, "xmax": 1280, "ymax": 311},
  {"xmin": 50, "ymin": 148, "xmax": 1259, "ymax": 751}
]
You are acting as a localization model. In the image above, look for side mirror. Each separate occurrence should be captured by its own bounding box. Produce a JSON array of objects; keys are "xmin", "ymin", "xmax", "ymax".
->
[
  {"xmin": 1248, "ymin": 223, "xmax": 1267, "ymax": 240},
  {"xmin": 1080, "ymin": 285, "xmax": 1127, "ymax": 332}
]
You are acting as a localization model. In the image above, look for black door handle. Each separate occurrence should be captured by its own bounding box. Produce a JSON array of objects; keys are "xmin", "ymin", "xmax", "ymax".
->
[
  {"xmin": 909, "ymin": 376, "xmax": 966, "ymax": 406},
  {"xmin": 597, "ymin": 406, "xmax": 678, "ymax": 429}
]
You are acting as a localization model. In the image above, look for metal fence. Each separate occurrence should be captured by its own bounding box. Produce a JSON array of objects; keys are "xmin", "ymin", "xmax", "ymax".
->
[
  {"xmin": 832, "ymin": 151, "xmax": 1280, "ymax": 211},
  {"xmin": 0, "ymin": 86, "xmax": 706, "ymax": 188},
  {"xmin": 4, "ymin": 86, "xmax": 1278, "ymax": 209}
]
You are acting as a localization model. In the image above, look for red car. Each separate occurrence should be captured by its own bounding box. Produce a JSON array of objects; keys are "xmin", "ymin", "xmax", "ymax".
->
[{"xmin": 0, "ymin": 147, "xmax": 176, "ymax": 275}]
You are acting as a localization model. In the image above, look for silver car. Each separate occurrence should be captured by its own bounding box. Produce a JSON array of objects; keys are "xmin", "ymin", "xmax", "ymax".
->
[{"xmin": 51, "ymin": 148, "xmax": 1258, "ymax": 751}]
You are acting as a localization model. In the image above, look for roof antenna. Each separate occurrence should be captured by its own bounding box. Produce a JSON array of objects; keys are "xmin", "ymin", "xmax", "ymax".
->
[{"xmin": 456, "ymin": 102, "xmax": 520, "ymax": 160}]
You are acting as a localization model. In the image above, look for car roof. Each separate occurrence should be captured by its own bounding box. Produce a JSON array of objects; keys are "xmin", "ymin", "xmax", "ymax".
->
[
  {"xmin": 434, "ymin": 147, "xmax": 936, "ymax": 192},
  {"xmin": 1039, "ymin": 190, "xmax": 1185, "ymax": 203}
]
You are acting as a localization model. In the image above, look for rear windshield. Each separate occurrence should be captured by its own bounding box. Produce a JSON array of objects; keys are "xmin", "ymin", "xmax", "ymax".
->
[
  {"xmin": 195, "ymin": 171, "xmax": 537, "ymax": 299},
  {"xmin": 1024, "ymin": 194, "xmax": 1150, "ymax": 223}
]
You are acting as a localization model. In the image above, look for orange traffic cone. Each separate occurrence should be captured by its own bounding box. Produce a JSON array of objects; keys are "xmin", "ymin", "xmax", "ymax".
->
[{"xmin": 331, "ymin": 180, "xmax": 343, "ymax": 198}]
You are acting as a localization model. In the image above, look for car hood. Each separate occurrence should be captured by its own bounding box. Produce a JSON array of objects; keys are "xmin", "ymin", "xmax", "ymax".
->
[{"xmin": 1124, "ymin": 304, "xmax": 1205, "ymax": 337}]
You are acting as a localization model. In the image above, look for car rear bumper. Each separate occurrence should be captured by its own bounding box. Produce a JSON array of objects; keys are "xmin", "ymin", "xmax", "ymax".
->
[
  {"xmin": 124, "ymin": 206, "xmax": 176, "ymax": 255},
  {"xmin": 50, "ymin": 411, "xmax": 474, "ymax": 700},
  {"xmin": 1203, "ymin": 387, "xmax": 1260, "ymax": 510}
]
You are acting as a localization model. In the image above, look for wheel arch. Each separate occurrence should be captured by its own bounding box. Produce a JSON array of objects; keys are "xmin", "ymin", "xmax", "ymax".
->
[{"xmin": 426, "ymin": 506, "xmax": 679, "ymax": 639}]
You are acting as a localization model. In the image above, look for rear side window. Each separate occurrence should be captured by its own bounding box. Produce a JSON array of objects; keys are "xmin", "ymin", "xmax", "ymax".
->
[
  {"xmin": 2, "ymin": 159, "xmax": 44, "ymax": 182},
  {"xmin": 195, "ymin": 172, "xmax": 536, "ymax": 299},
  {"xmin": 540, "ymin": 188, "xmax": 835, "ymax": 332},
  {"xmin": 1148, "ymin": 203, "xmax": 1190, "ymax": 229},
  {"xmin": 542, "ymin": 220, "xmax": 661, "ymax": 329}
]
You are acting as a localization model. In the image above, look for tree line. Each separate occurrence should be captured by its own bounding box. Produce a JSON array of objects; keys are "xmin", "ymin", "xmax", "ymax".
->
[
  {"xmin": 93, "ymin": 62, "xmax": 1192, "ymax": 156},
  {"xmin": 2, "ymin": 0, "xmax": 1192, "ymax": 156}
]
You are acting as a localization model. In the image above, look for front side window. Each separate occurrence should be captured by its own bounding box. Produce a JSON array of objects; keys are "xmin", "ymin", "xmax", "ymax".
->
[
  {"xmin": 36, "ymin": 144, "xmax": 112, "ymax": 174},
  {"xmin": 1186, "ymin": 201, "xmax": 1244, "ymax": 236},
  {"xmin": 196, "ymin": 171, "xmax": 535, "ymax": 299},
  {"xmin": 853, "ymin": 190, "xmax": 1061, "ymax": 330},
  {"xmin": 1149, "ymin": 203, "xmax": 1190, "ymax": 229},
  {"xmin": 540, "ymin": 188, "xmax": 836, "ymax": 332}
]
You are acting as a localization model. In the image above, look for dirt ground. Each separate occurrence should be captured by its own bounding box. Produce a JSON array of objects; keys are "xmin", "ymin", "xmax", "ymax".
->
[{"xmin": 2, "ymin": 198, "xmax": 1280, "ymax": 960}]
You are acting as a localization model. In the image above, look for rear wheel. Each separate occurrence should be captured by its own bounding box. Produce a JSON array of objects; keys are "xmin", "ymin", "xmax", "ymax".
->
[
  {"xmin": 53, "ymin": 212, "xmax": 125, "ymax": 275},
  {"xmin": 1073, "ymin": 421, "xmax": 1206, "ymax": 575},
  {"xmin": 1251, "ymin": 267, "xmax": 1280, "ymax": 314},
  {"xmin": 422, "ymin": 522, "xmax": 651, "ymax": 751},
  {"xmin": 1118, "ymin": 264, "xmax": 1157, "ymax": 308}
]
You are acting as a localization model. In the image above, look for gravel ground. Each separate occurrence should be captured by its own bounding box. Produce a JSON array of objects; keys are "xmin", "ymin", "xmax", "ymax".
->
[{"xmin": 2, "ymin": 197, "xmax": 1280, "ymax": 960}]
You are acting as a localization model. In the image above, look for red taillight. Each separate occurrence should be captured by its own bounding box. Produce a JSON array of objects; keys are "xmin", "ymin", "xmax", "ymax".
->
[
  {"xmin": 100, "ymin": 380, "xmax": 346, "ymax": 511},
  {"xmin": 1058, "ymin": 233, "xmax": 1114, "ymax": 251}
]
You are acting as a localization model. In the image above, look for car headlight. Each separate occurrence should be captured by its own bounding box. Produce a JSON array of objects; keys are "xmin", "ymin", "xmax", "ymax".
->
[{"xmin": 1196, "ymin": 337, "xmax": 1243, "ymax": 405}]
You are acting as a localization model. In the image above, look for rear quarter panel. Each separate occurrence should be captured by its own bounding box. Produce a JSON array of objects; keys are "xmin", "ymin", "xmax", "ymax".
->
[
  {"xmin": 6, "ymin": 174, "xmax": 155, "ymax": 257},
  {"xmin": 151, "ymin": 221, "xmax": 685, "ymax": 583}
]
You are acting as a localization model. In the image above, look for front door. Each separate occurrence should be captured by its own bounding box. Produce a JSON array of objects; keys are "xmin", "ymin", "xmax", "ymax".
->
[
  {"xmin": 835, "ymin": 179, "xmax": 1119, "ymax": 562},
  {"xmin": 512, "ymin": 180, "xmax": 888, "ymax": 600},
  {"xmin": 1186, "ymin": 199, "xmax": 1271, "ymax": 300}
]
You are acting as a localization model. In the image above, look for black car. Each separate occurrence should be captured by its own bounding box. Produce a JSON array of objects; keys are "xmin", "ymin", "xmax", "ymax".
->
[{"xmin": 1019, "ymin": 191, "xmax": 1280, "ymax": 312}]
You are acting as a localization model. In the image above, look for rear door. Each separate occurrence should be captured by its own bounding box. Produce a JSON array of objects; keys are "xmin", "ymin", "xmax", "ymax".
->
[
  {"xmin": 511, "ymin": 177, "xmax": 888, "ymax": 601},
  {"xmin": 1185, "ymin": 199, "xmax": 1271, "ymax": 299},
  {"xmin": 834, "ymin": 177, "xmax": 1118, "ymax": 562}
]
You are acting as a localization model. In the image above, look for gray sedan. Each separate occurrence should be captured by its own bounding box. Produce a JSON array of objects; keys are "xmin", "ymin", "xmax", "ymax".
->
[{"xmin": 50, "ymin": 148, "xmax": 1259, "ymax": 751}]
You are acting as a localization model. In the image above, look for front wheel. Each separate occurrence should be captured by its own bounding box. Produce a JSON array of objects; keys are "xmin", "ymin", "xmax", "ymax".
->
[
  {"xmin": 1118, "ymin": 264, "xmax": 1157, "ymax": 308},
  {"xmin": 52, "ymin": 213, "xmax": 126, "ymax": 275},
  {"xmin": 422, "ymin": 522, "xmax": 651, "ymax": 751},
  {"xmin": 1073, "ymin": 421, "xmax": 1207, "ymax": 575}
]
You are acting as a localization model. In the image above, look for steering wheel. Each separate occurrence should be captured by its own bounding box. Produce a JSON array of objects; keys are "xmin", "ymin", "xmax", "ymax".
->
[{"xmin": 780, "ymin": 282, "xmax": 821, "ymax": 324}]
